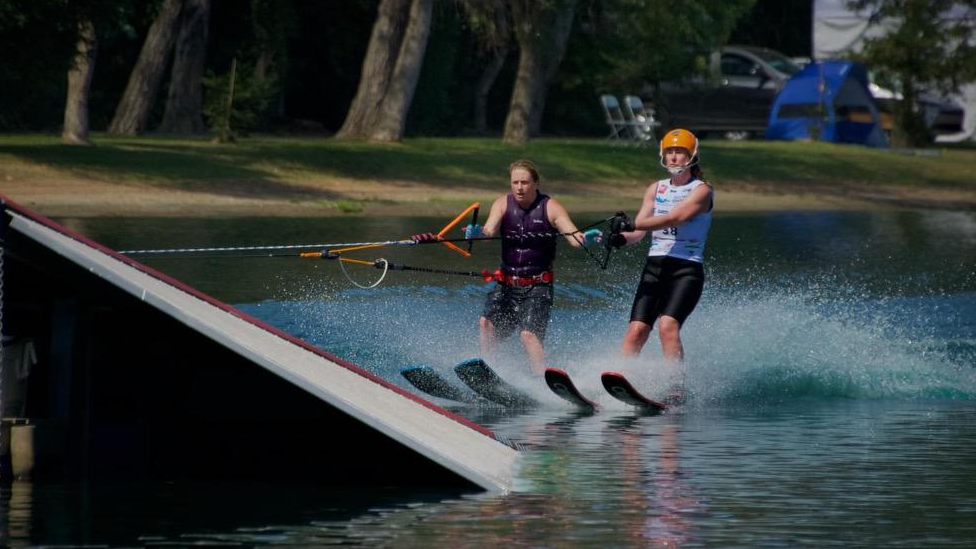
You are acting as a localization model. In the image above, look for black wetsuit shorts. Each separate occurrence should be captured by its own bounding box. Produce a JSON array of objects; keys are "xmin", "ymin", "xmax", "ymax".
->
[
  {"xmin": 629, "ymin": 256, "xmax": 705, "ymax": 327},
  {"xmin": 482, "ymin": 283, "xmax": 553, "ymax": 340}
]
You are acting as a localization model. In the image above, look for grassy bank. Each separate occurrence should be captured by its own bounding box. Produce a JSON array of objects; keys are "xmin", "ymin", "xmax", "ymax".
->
[{"xmin": 1, "ymin": 134, "xmax": 974, "ymax": 216}]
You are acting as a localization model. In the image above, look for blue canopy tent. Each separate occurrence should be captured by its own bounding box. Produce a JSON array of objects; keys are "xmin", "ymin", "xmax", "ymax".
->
[{"xmin": 766, "ymin": 61, "xmax": 888, "ymax": 147}]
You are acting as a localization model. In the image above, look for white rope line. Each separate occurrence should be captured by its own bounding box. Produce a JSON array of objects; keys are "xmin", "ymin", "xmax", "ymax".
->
[
  {"xmin": 118, "ymin": 231, "xmax": 589, "ymax": 256},
  {"xmin": 116, "ymin": 216, "xmax": 615, "ymax": 256},
  {"xmin": 338, "ymin": 257, "xmax": 390, "ymax": 289},
  {"xmin": 118, "ymin": 240, "xmax": 416, "ymax": 255}
]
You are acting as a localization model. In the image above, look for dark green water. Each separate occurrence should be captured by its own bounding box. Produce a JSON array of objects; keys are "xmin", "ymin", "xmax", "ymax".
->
[{"xmin": 3, "ymin": 210, "xmax": 975, "ymax": 548}]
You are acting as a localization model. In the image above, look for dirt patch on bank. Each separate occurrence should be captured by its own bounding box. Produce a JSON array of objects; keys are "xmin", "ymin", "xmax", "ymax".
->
[
  {"xmin": 2, "ymin": 172, "xmax": 973, "ymax": 218},
  {"xmin": 720, "ymin": 178, "xmax": 976, "ymax": 212}
]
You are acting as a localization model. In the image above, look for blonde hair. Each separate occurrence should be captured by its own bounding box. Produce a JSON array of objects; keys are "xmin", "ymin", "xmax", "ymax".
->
[{"xmin": 509, "ymin": 159, "xmax": 541, "ymax": 183}]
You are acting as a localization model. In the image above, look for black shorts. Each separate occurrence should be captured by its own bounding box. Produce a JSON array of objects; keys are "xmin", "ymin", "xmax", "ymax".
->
[
  {"xmin": 482, "ymin": 283, "xmax": 553, "ymax": 340},
  {"xmin": 629, "ymin": 256, "xmax": 705, "ymax": 327}
]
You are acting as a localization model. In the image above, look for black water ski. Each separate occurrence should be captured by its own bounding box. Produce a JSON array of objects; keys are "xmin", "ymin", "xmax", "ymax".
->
[
  {"xmin": 544, "ymin": 368, "xmax": 598, "ymax": 411},
  {"xmin": 400, "ymin": 366, "xmax": 477, "ymax": 403},
  {"xmin": 601, "ymin": 372, "xmax": 667, "ymax": 413},
  {"xmin": 454, "ymin": 358, "xmax": 537, "ymax": 408}
]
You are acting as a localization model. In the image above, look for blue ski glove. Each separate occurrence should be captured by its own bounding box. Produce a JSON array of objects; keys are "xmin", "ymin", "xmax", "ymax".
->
[
  {"xmin": 463, "ymin": 224, "xmax": 483, "ymax": 239},
  {"xmin": 582, "ymin": 229, "xmax": 602, "ymax": 246}
]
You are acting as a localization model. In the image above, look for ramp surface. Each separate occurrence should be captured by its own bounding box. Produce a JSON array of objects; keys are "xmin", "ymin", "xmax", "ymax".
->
[{"xmin": 1, "ymin": 197, "xmax": 519, "ymax": 492}]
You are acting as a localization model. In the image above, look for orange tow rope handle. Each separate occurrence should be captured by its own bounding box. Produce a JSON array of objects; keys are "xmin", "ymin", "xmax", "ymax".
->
[
  {"xmin": 327, "ymin": 202, "xmax": 480, "ymax": 257},
  {"xmin": 436, "ymin": 202, "xmax": 479, "ymax": 258}
]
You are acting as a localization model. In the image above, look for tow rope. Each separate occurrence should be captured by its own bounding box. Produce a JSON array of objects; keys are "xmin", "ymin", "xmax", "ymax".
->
[{"xmin": 118, "ymin": 204, "xmax": 635, "ymax": 288}]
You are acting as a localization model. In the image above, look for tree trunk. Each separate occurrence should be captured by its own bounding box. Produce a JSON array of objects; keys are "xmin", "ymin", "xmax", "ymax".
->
[
  {"xmin": 502, "ymin": 0, "xmax": 577, "ymax": 145},
  {"xmin": 255, "ymin": 49, "xmax": 273, "ymax": 82},
  {"xmin": 107, "ymin": 0, "xmax": 184, "ymax": 135},
  {"xmin": 474, "ymin": 46, "xmax": 508, "ymax": 134},
  {"xmin": 891, "ymin": 74, "xmax": 933, "ymax": 147},
  {"xmin": 367, "ymin": 0, "xmax": 434, "ymax": 142},
  {"xmin": 335, "ymin": 0, "xmax": 410, "ymax": 139},
  {"xmin": 527, "ymin": 2, "xmax": 575, "ymax": 136},
  {"xmin": 502, "ymin": 33, "xmax": 541, "ymax": 146},
  {"xmin": 158, "ymin": 0, "xmax": 210, "ymax": 134},
  {"xmin": 62, "ymin": 19, "xmax": 97, "ymax": 145}
]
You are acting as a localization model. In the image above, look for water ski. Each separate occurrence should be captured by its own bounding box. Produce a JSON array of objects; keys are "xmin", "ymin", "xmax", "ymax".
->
[
  {"xmin": 400, "ymin": 366, "xmax": 477, "ymax": 404},
  {"xmin": 544, "ymin": 368, "xmax": 598, "ymax": 411},
  {"xmin": 454, "ymin": 358, "xmax": 537, "ymax": 408},
  {"xmin": 600, "ymin": 372, "xmax": 667, "ymax": 413}
]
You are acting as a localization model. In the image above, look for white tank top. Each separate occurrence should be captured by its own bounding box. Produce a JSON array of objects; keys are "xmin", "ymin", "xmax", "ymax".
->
[{"xmin": 648, "ymin": 178, "xmax": 712, "ymax": 263}]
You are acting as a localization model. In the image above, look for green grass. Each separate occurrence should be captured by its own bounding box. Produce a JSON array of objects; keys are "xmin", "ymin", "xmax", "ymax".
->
[
  {"xmin": 1, "ymin": 133, "xmax": 975, "ymax": 194},
  {"xmin": 705, "ymin": 139, "xmax": 976, "ymax": 190},
  {"xmin": 333, "ymin": 200, "xmax": 364, "ymax": 213}
]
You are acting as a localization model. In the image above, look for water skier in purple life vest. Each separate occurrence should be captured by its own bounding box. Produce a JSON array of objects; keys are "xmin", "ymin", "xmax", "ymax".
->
[
  {"xmin": 413, "ymin": 160, "xmax": 601, "ymax": 375},
  {"xmin": 608, "ymin": 129, "xmax": 713, "ymax": 401}
]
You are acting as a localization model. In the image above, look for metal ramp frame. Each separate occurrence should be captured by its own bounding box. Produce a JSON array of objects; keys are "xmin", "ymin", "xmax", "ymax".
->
[{"xmin": 0, "ymin": 196, "xmax": 519, "ymax": 492}]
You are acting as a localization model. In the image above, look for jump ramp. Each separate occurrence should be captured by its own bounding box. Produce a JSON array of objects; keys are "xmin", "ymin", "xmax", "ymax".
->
[{"xmin": 0, "ymin": 196, "xmax": 519, "ymax": 492}]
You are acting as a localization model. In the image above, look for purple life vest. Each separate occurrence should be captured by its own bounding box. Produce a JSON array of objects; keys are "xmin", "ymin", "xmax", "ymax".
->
[{"xmin": 500, "ymin": 193, "xmax": 556, "ymax": 277}]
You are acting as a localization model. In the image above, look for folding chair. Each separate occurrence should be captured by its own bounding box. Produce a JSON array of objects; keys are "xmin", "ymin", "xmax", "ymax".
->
[
  {"xmin": 622, "ymin": 95, "xmax": 660, "ymax": 143},
  {"xmin": 600, "ymin": 94, "xmax": 634, "ymax": 141}
]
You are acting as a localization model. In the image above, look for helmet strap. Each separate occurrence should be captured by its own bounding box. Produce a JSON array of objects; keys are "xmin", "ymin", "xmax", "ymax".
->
[{"xmin": 661, "ymin": 154, "xmax": 698, "ymax": 175}]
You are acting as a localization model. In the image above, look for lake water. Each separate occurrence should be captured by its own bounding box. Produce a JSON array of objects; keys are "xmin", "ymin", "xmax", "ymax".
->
[{"xmin": 3, "ymin": 209, "xmax": 976, "ymax": 548}]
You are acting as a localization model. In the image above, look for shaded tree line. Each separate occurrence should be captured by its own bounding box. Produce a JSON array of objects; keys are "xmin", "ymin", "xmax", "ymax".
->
[{"xmin": 1, "ymin": 0, "xmax": 766, "ymax": 145}]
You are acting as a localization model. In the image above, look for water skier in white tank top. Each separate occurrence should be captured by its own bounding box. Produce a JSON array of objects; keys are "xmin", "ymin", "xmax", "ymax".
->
[{"xmin": 610, "ymin": 129, "xmax": 713, "ymax": 399}]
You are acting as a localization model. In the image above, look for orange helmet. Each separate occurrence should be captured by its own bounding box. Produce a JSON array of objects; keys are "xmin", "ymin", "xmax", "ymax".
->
[
  {"xmin": 659, "ymin": 129, "xmax": 699, "ymax": 174},
  {"xmin": 660, "ymin": 128, "xmax": 698, "ymax": 175}
]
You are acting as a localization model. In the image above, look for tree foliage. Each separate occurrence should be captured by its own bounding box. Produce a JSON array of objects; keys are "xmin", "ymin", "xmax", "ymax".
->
[
  {"xmin": 453, "ymin": 0, "xmax": 511, "ymax": 134},
  {"xmin": 849, "ymin": 0, "xmax": 976, "ymax": 145},
  {"xmin": 549, "ymin": 0, "xmax": 754, "ymax": 135},
  {"xmin": 729, "ymin": 0, "xmax": 811, "ymax": 57},
  {"xmin": 202, "ymin": 59, "xmax": 276, "ymax": 138},
  {"xmin": 579, "ymin": 0, "xmax": 754, "ymax": 89},
  {"xmin": 0, "ymin": 0, "xmax": 97, "ymax": 129},
  {"xmin": 201, "ymin": 0, "xmax": 297, "ymax": 134},
  {"xmin": 0, "ymin": 0, "xmax": 784, "ymax": 140}
]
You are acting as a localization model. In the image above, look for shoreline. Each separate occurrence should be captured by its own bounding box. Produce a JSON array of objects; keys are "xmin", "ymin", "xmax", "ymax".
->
[
  {"xmin": 3, "ymin": 135, "xmax": 975, "ymax": 218},
  {"xmin": 4, "ymin": 175, "xmax": 974, "ymax": 219}
]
